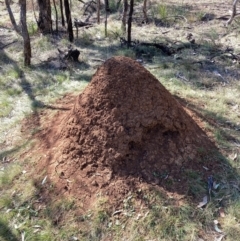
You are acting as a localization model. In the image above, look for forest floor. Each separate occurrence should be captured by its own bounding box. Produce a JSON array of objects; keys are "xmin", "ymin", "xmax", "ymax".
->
[{"xmin": 0, "ymin": 0, "xmax": 240, "ymax": 241}]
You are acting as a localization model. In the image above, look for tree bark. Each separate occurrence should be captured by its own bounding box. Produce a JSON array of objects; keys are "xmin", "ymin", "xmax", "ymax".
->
[
  {"xmin": 143, "ymin": 0, "xmax": 148, "ymax": 23},
  {"xmin": 19, "ymin": 0, "xmax": 31, "ymax": 66},
  {"xmin": 64, "ymin": 0, "xmax": 74, "ymax": 42},
  {"xmin": 37, "ymin": 0, "xmax": 52, "ymax": 33},
  {"xmin": 5, "ymin": 0, "xmax": 21, "ymax": 34},
  {"xmin": 227, "ymin": 0, "xmax": 239, "ymax": 25},
  {"xmin": 5, "ymin": 0, "xmax": 31, "ymax": 66},
  {"xmin": 116, "ymin": 0, "xmax": 122, "ymax": 10},
  {"xmin": 60, "ymin": 0, "xmax": 65, "ymax": 26},
  {"xmin": 52, "ymin": 0, "xmax": 58, "ymax": 32},
  {"xmin": 127, "ymin": 0, "xmax": 134, "ymax": 47},
  {"xmin": 97, "ymin": 0, "xmax": 100, "ymax": 24},
  {"xmin": 104, "ymin": 0, "xmax": 108, "ymax": 37},
  {"xmin": 105, "ymin": 0, "xmax": 110, "ymax": 12},
  {"xmin": 122, "ymin": 0, "xmax": 128, "ymax": 33}
]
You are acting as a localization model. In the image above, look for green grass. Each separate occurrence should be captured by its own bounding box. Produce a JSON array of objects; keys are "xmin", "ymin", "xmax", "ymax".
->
[{"xmin": 0, "ymin": 164, "xmax": 21, "ymax": 188}]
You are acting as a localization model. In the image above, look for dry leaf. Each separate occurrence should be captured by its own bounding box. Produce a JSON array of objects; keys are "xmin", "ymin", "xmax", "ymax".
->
[
  {"xmin": 203, "ymin": 166, "xmax": 209, "ymax": 170},
  {"xmin": 215, "ymin": 235, "xmax": 225, "ymax": 241},
  {"xmin": 213, "ymin": 181, "xmax": 220, "ymax": 190},
  {"xmin": 197, "ymin": 196, "xmax": 208, "ymax": 208},
  {"xmin": 229, "ymin": 153, "xmax": 238, "ymax": 161},
  {"xmin": 41, "ymin": 176, "xmax": 47, "ymax": 185},
  {"xmin": 213, "ymin": 220, "xmax": 223, "ymax": 233},
  {"xmin": 219, "ymin": 208, "xmax": 225, "ymax": 218}
]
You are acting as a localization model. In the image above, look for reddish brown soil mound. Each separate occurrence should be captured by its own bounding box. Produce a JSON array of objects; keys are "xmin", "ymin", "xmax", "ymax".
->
[{"xmin": 41, "ymin": 56, "xmax": 219, "ymax": 206}]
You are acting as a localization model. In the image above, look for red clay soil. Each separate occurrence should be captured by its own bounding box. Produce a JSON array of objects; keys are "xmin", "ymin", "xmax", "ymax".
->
[{"xmin": 35, "ymin": 56, "xmax": 221, "ymax": 208}]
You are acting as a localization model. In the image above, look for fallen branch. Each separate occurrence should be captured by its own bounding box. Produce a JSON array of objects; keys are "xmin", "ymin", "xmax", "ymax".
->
[
  {"xmin": 74, "ymin": 19, "xmax": 93, "ymax": 38},
  {"xmin": 74, "ymin": 19, "xmax": 93, "ymax": 27},
  {"xmin": 91, "ymin": 58, "xmax": 105, "ymax": 62},
  {"xmin": 0, "ymin": 40, "xmax": 17, "ymax": 49},
  {"xmin": 139, "ymin": 42, "xmax": 174, "ymax": 55}
]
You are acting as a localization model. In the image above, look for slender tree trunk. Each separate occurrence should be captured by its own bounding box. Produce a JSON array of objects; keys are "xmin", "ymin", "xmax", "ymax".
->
[
  {"xmin": 37, "ymin": 0, "xmax": 52, "ymax": 33},
  {"xmin": 227, "ymin": 0, "xmax": 239, "ymax": 25},
  {"xmin": 104, "ymin": 0, "xmax": 108, "ymax": 37},
  {"xmin": 64, "ymin": 0, "xmax": 74, "ymax": 42},
  {"xmin": 143, "ymin": 0, "xmax": 148, "ymax": 23},
  {"xmin": 5, "ymin": 0, "xmax": 31, "ymax": 66},
  {"xmin": 122, "ymin": 0, "xmax": 128, "ymax": 33},
  {"xmin": 105, "ymin": 0, "xmax": 109, "ymax": 12},
  {"xmin": 127, "ymin": 0, "xmax": 134, "ymax": 47},
  {"xmin": 19, "ymin": 0, "xmax": 31, "ymax": 66},
  {"xmin": 31, "ymin": 0, "xmax": 38, "ymax": 23},
  {"xmin": 97, "ymin": 0, "xmax": 100, "ymax": 24},
  {"xmin": 60, "ymin": 0, "xmax": 65, "ymax": 26},
  {"xmin": 52, "ymin": 0, "xmax": 58, "ymax": 32},
  {"xmin": 116, "ymin": 0, "xmax": 122, "ymax": 10},
  {"xmin": 5, "ymin": 0, "xmax": 21, "ymax": 34}
]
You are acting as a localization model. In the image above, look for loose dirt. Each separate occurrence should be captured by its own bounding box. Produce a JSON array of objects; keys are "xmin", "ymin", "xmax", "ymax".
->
[{"xmin": 35, "ymin": 56, "xmax": 221, "ymax": 208}]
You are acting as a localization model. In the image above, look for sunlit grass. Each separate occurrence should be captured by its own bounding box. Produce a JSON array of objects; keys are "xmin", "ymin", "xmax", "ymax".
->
[{"xmin": 0, "ymin": 163, "xmax": 21, "ymax": 188}]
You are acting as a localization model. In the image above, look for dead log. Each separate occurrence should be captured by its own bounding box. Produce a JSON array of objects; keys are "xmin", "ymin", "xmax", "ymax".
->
[
  {"xmin": 139, "ymin": 42, "xmax": 174, "ymax": 55},
  {"xmin": 74, "ymin": 19, "xmax": 93, "ymax": 38},
  {"xmin": 74, "ymin": 19, "xmax": 93, "ymax": 27},
  {"xmin": 58, "ymin": 47, "xmax": 80, "ymax": 62}
]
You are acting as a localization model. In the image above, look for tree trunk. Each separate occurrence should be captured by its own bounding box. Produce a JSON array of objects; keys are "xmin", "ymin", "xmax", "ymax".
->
[
  {"xmin": 227, "ymin": 0, "xmax": 239, "ymax": 25},
  {"xmin": 19, "ymin": 0, "xmax": 31, "ymax": 66},
  {"xmin": 122, "ymin": 0, "xmax": 128, "ymax": 33},
  {"xmin": 37, "ymin": 0, "xmax": 52, "ymax": 34},
  {"xmin": 127, "ymin": 0, "xmax": 134, "ymax": 47},
  {"xmin": 53, "ymin": 0, "xmax": 58, "ymax": 32},
  {"xmin": 60, "ymin": 0, "xmax": 65, "ymax": 26},
  {"xmin": 64, "ymin": 0, "xmax": 74, "ymax": 42},
  {"xmin": 97, "ymin": 0, "xmax": 100, "ymax": 24},
  {"xmin": 116, "ymin": 0, "xmax": 122, "ymax": 10},
  {"xmin": 5, "ymin": 0, "xmax": 31, "ymax": 66},
  {"xmin": 52, "ymin": 0, "xmax": 58, "ymax": 32},
  {"xmin": 143, "ymin": 0, "xmax": 148, "ymax": 23},
  {"xmin": 105, "ymin": 0, "xmax": 110, "ymax": 12},
  {"xmin": 5, "ymin": 0, "xmax": 21, "ymax": 34},
  {"xmin": 104, "ymin": 0, "xmax": 108, "ymax": 37}
]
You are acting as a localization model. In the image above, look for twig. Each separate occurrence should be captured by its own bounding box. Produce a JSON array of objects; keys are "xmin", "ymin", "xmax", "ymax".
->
[
  {"xmin": 176, "ymin": 72, "xmax": 189, "ymax": 82},
  {"xmin": 0, "ymin": 40, "xmax": 17, "ymax": 49},
  {"xmin": 91, "ymin": 58, "xmax": 105, "ymax": 62}
]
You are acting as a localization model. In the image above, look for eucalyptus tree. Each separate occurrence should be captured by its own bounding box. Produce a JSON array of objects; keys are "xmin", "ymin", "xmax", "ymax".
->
[
  {"xmin": 37, "ymin": 0, "xmax": 52, "ymax": 33},
  {"xmin": 5, "ymin": 0, "xmax": 31, "ymax": 66}
]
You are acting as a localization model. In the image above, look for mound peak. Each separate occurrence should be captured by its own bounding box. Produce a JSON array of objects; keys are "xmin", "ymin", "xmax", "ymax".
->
[{"xmin": 43, "ymin": 56, "xmax": 218, "ymax": 205}]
